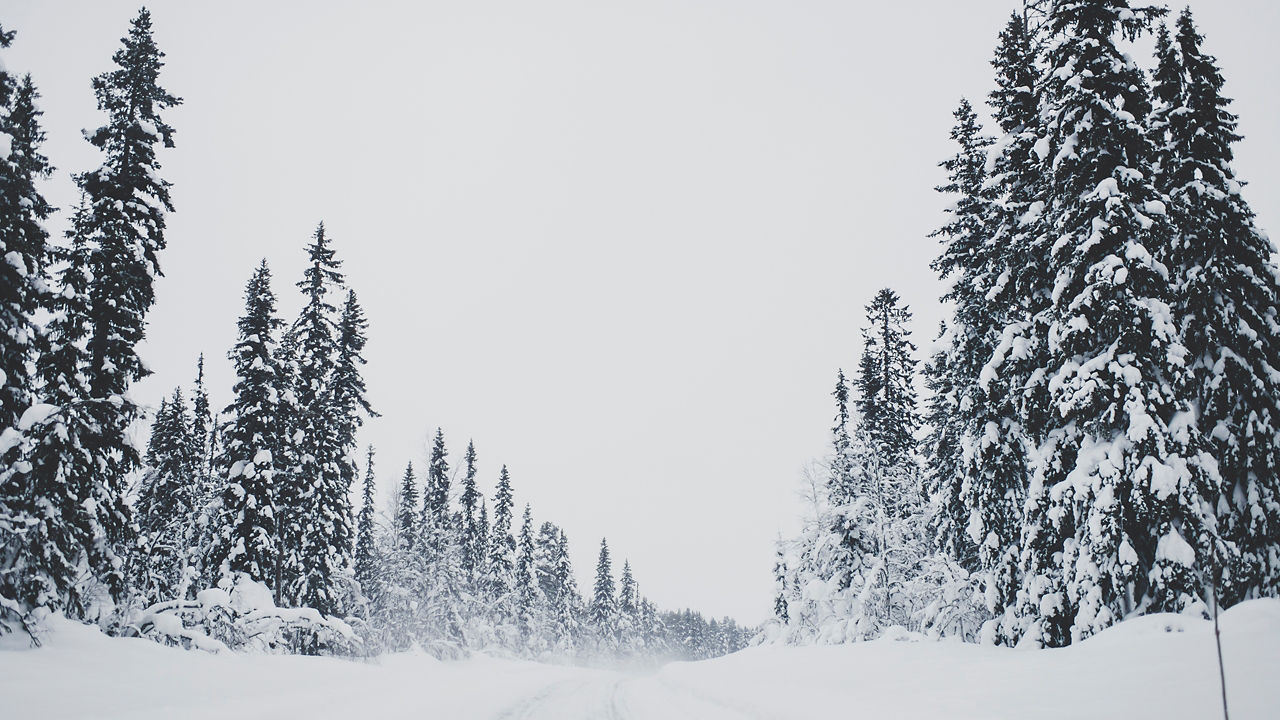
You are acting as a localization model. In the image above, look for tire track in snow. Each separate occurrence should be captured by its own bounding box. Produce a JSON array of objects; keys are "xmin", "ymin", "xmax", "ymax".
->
[{"xmin": 494, "ymin": 673, "xmax": 768, "ymax": 720}]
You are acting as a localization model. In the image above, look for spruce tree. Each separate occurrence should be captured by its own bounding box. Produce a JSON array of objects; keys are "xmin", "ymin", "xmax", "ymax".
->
[
  {"xmin": 420, "ymin": 428, "xmax": 450, "ymax": 554},
  {"xmin": 0, "ymin": 25, "xmax": 56, "ymax": 635},
  {"xmin": 135, "ymin": 388, "xmax": 198, "ymax": 602},
  {"xmin": 617, "ymin": 560, "xmax": 638, "ymax": 651},
  {"xmin": 925, "ymin": 98, "xmax": 994, "ymax": 566},
  {"xmin": 80, "ymin": 7, "xmax": 180, "ymax": 397},
  {"xmin": 475, "ymin": 498, "xmax": 491, "ymax": 585},
  {"xmin": 0, "ymin": 57, "xmax": 51, "ymax": 459},
  {"xmin": 929, "ymin": 93, "xmax": 1032, "ymax": 634},
  {"xmin": 921, "ymin": 323, "xmax": 970, "ymax": 567},
  {"xmin": 190, "ymin": 355, "xmax": 212, "ymax": 472},
  {"xmin": 270, "ymin": 327, "xmax": 303, "ymax": 598},
  {"xmin": 533, "ymin": 522, "xmax": 564, "ymax": 601},
  {"xmin": 458, "ymin": 440, "xmax": 482, "ymax": 581},
  {"xmin": 331, "ymin": 290, "xmax": 373, "ymax": 560},
  {"xmin": 590, "ymin": 538, "xmax": 617, "ymax": 651},
  {"xmin": 854, "ymin": 289, "xmax": 926, "ymax": 632},
  {"xmin": 16, "ymin": 9, "xmax": 181, "ymax": 622},
  {"xmin": 1014, "ymin": 0, "xmax": 1219, "ymax": 647},
  {"xmin": 824, "ymin": 369, "xmax": 882, "ymax": 625},
  {"xmin": 77, "ymin": 10, "xmax": 182, "ymax": 605},
  {"xmin": 396, "ymin": 462, "xmax": 418, "ymax": 549},
  {"xmin": 1150, "ymin": 8, "xmax": 1280, "ymax": 604},
  {"xmin": 982, "ymin": 10, "xmax": 1052, "ymax": 454},
  {"xmin": 551, "ymin": 528, "xmax": 581, "ymax": 654},
  {"xmin": 487, "ymin": 465, "xmax": 516, "ymax": 600},
  {"xmin": 515, "ymin": 504, "xmax": 541, "ymax": 647},
  {"xmin": 185, "ymin": 355, "xmax": 223, "ymax": 590},
  {"xmin": 354, "ymin": 445, "xmax": 379, "ymax": 602},
  {"xmin": 772, "ymin": 541, "xmax": 790, "ymax": 623},
  {"xmin": 207, "ymin": 262, "xmax": 283, "ymax": 590},
  {"xmin": 828, "ymin": 369, "xmax": 855, "ymax": 502},
  {"xmin": 855, "ymin": 288, "xmax": 918, "ymax": 473},
  {"xmin": 291, "ymin": 223, "xmax": 349, "ymax": 615},
  {"xmin": 14, "ymin": 201, "xmax": 102, "ymax": 625}
]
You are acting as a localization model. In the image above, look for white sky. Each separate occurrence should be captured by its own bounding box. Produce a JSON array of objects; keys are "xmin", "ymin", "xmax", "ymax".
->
[{"xmin": 5, "ymin": 1, "xmax": 1278, "ymax": 624}]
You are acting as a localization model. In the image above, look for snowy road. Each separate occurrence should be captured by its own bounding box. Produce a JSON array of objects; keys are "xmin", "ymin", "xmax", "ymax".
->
[
  {"xmin": 494, "ymin": 675, "xmax": 770, "ymax": 720},
  {"xmin": 5, "ymin": 602, "xmax": 1280, "ymax": 720}
]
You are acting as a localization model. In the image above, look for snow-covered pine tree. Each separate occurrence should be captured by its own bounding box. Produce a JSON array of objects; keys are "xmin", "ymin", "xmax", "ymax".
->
[
  {"xmin": 331, "ymin": 289, "xmax": 373, "ymax": 567},
  {"xmin": 0, "ymin": 42, "xmax": 51, "ymax": 468},
  {"xmin": 855, "ymin": 289, "xmax": 919, "ymax": 477},
  {"xmin": 185, "ymin": 355, "xmax": 223, "ymax": 587},
  {"xmin": 0, "ymin": 24, "xmax": 57, "ymax": 636},
  {"xmin": 982, "ymin": 10, "xmax": 1052, "ymax": 448},
  {"xmin": 514, "ymin": 504, "xmax": 543, "ymax": 652},
  {"xmin": 533, "ymin": 522, "xmax": 579, "ymax": 655},
  {"xmin": 414, "ymin": 429, "xmax": 465, "ymax": 650},
  {"xmin": 487, "ymin": 465, "xmax": 516, "ymax": 606},
  {"xmin": 31, "ymin": 7, "xmax": 181, "ymax": 618},
  {"xmin": 920, "ymin": 322, "xmax": 969, "ymax": 567},
  {"xmin": 458, "ymin": 440, "xmax": 482, "ymax": 583},
  {"xmin": 372, "ymin": 461, "xmax": 421, "ymax": 651},
  {"xmin": 829, "ymin": 369, "xmax": 855, "ymax": 503},
  {"xmin": 12, "ymin": 201, "xmax": 101, "ymax": 629},
  {"xmin": 854, "ymin": 289, "xmax": 927, "ymax": 629},
  {"xmin": 638, "ymin": 597, "xmax": 666, "ymax": 658},
  {"xmin": 354, "ymin": 445, "xmax": 379, "ymax": 606},
  {"xmin": 79, "ymin": 7, "xmax": 179, "ymax": 410},
  {"xmin": 818, "ymin": 371, "xmax": 883, "ymax": 641},
  {"xmin": 268, "ymin": 327, "xmax": 303, "ymax": 597},
  {"xmin": 420, "ymin": 428, "xmax": 451, "ymax": 556},
  {"xmin": 925, "ymin": 99, "xmax": 993, "ymax": 569},
  {"xmin": 475, "ymin": 498, "xmax": 491, "ymax": 581},
  {"xmin": 929, "ymin": 90, "xmax": 1034, "ymax": 639},
  {"xmin": 396, "ymin": 462, "xmax": 418, "ymax": 549},
  {"xmin": 1013, "ymin": 0, "xmax": 1220, "ymax": 647},
  {"xmin": 291, "ymin": 223, "xmax": 350, "ymax": 616},
  {"xmin": 134, "ymin": 388, "xmax": 198, "ymax": 603},
  {"xmin": 1149, "ymin": 8, "xmax": 1280, "ymax": 604},
  {"xmin": 190, "ymin": 355, "xmax": 212, "ymax": 472},
  {"xmin": 617, "ymin": 560, "xmax": 639, "ymax": 653},
  {"xmin": 590, "ymin": 538, "xmax": 617, "ymax": 653},
  {"xmin": 207, "ymin": 261, "xmax": 283, "ymax": 592},
  {"xmin": 957, "ymin": 12, "xmax": 1056, "ymax": 643},
  {"xmin": 772, "ymin": 540, "xmax": 789, "ymax": 624}
]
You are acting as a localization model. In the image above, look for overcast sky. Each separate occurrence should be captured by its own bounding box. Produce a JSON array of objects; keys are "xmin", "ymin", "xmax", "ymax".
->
[{"xmin": 5, "ymin": 1, "xmax": 1278, "ymax": 624}]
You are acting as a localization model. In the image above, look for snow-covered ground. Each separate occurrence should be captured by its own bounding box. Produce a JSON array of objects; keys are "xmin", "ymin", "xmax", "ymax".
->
[{"xmin": 4, "ymin": 600, "xmax": 1278, "ymax": 719}]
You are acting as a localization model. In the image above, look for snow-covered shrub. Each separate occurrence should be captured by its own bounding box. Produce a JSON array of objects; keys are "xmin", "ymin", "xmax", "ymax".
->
[{"xmin": 131, "ymin": 573, "xmax": 361, "ymax": 655}]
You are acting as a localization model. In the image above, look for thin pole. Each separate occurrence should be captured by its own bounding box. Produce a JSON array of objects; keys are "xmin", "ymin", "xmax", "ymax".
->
[{"xmin": 1211, "ymin": 545, "xmax": 1229, "ymax": 720}]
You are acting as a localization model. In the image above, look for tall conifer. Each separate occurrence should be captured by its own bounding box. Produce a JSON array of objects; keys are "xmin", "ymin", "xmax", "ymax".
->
[
  {"xmin": 0, "ymin": 25, "xmax": 57, "ymax": 635},
  {"xmin": 354, "ymin": 445, "xmax": 379, "ymax": 604},
  {"xmin": 208, "ymin": 262, "xmax": 282, "ymax": 590},
  {"xmin": 1014, "ymin": 0, "xmax": 1219, "ymax": 647},
  {"xmin": 1150, "ymin": 8, "xmax": 1280, "ymax": 603}
]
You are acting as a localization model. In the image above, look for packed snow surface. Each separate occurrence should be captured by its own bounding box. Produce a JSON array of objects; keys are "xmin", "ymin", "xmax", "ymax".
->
[{"xmin": 4, "ymin": 600, "xmax": 1279, "ymax": 719}]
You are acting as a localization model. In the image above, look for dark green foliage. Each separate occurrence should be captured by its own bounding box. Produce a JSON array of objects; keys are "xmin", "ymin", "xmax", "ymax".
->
[
  {"xmin": 208, "ymin": 262, "xmax": 282, "ymax": 589},
  {"xmin": 1014, "ymin": 0, "xmax": 1219, "ymax": 647},
  {"xmin": 354, "ymin": 446, "xmax": 379, "ymax": 605},
  {"xmin": 135, "ymin": 389, "xmax": 198, "ymax": 603},
  {"xmin": 855, "ymin": 288, "xmax": 918, "ymax": 471},
  {"xmin": 396, "ymin": 462, "xmax": 418, "ymax": 548},
  {"xmin": 0, "ymin": 25, "xmax": 57, "ymax": 636},
  {"xmin": 1150, "ymin": 8, "xmax": 1280, "ymax": 603}
]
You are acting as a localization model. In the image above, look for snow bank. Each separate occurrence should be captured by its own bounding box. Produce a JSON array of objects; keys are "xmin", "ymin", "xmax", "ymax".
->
[
  {"xmin": 659, "ymin": 599, "xmax": 1280, "ymax": 720},
  {"xmin": 0, "ymin": 615, "xmax": 587, "ymax": 720},
  {"xmin": 2, "ymin": 600, "xmax": 1277, "ymax": 719}
]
